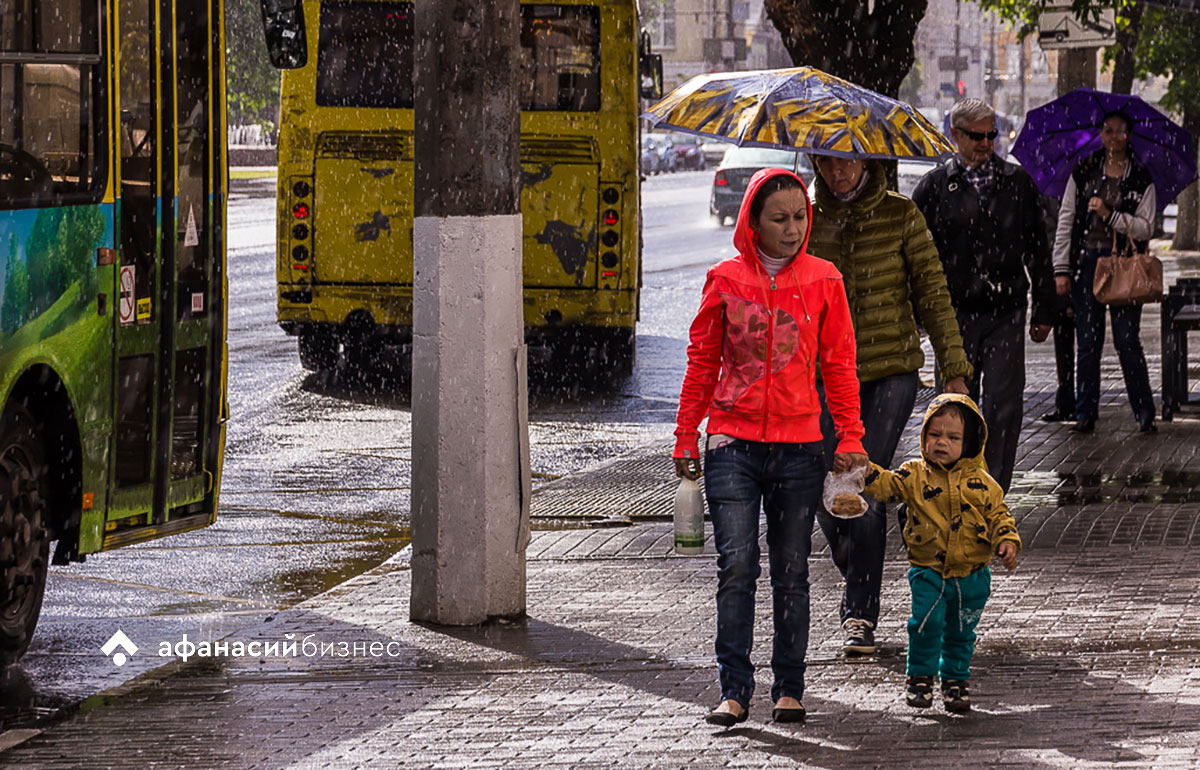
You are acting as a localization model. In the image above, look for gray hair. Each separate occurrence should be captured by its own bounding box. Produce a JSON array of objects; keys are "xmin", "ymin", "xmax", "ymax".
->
[{"xmin": 949, "ymin": 98, "xmax": 995, "ymax": 129}]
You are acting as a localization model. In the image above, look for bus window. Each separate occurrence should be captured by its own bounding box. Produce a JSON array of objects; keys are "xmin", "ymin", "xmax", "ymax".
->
[
  {"xmin": 316, "ymin": 2, "xmax": 413, "ymax": 109},
  {"xmin": 520, "ymin": 5, "xmax": 599, "ymax": 112},
  {"xmin": 0, "ymin": 0, "xmax": 102, "ymax": 205}
]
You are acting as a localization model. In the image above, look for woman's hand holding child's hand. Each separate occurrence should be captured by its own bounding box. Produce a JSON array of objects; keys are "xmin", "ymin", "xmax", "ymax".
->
[
  {"xmin": 832, "ymin": 452, "xmax": 868, "ymax": 473},
  {"xmin": 996, "ymin": 542, "xmax": 1018, "ymax": 571}
]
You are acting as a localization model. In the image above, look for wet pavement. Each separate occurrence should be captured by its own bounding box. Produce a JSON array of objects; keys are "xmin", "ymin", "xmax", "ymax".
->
[{"xmin": 2, "ymin": 174, "xmax": 1200, "ymax": 766}]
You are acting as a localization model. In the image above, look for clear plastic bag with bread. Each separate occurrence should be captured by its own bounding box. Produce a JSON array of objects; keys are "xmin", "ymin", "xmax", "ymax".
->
[{"xmin": 822, "ymin": 464, "xmax": 869, "ymax": 519}]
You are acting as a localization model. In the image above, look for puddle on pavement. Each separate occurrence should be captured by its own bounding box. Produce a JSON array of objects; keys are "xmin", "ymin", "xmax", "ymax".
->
[
  {"xmin": 257, "ymin": 536, "xmax": 409, "ymax": 602},
  {"xmin": 1009, "ymin": 469, "xmax": 1200, "ymax": 507}
]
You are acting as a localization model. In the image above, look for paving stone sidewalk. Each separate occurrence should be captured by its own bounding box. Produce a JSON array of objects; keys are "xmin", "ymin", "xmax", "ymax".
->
[{"xmin": 2, "ymin": 255, "xmax": 1200, "ymax": 768}]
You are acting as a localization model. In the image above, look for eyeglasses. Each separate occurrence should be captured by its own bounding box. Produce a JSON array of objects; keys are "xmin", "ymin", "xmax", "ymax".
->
[{"xmin": 955, "ymin": 127, "xmax": 999, "ymax": 142}]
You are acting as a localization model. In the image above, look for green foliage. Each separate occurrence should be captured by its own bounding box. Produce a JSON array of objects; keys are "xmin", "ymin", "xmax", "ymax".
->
[
  {"xmin": 1133, "ymin": 6, "xmax": 1200, "ymax": 117},
  {"xmin": 226, "ymin": 0, "xmax": 280, "ymax": 126}
]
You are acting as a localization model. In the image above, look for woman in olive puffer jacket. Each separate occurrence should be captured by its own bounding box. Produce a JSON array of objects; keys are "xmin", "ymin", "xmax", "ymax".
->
[{"xmin": 805, "ymin": 157, "xmax": 972, "ymax": 656}]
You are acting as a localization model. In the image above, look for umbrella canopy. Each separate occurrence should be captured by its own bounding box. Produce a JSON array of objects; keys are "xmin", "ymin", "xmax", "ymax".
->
[
  {"xmin": 641, "ymin": 67, "xmax": 956, "ymax": 162},
  {"xmin": 1011, "ymin": 88, "xmax": 1198, "ymax": 208}
]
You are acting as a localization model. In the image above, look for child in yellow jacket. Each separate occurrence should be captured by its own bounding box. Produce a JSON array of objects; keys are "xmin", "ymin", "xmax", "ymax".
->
[{"xmin": 863, "ymin": 393, "xmax": 1020, "ymax": 713}]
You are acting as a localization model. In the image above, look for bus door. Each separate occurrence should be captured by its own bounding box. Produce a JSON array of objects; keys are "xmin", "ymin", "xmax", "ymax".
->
[{"xmin": 110, "ymin": 0, "xmax": 217, "ymax": 536}]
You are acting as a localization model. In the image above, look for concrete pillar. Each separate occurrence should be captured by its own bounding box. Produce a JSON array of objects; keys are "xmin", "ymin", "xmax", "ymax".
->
[{"xmin": 410, "ymin": 1, "xmax": 529, "ymax": 625}]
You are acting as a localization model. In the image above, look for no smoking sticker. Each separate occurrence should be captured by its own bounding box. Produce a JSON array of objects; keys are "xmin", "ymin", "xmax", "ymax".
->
[{"xmin": 119, "ymin": 266, "xmax": 135, "ymax": 325}]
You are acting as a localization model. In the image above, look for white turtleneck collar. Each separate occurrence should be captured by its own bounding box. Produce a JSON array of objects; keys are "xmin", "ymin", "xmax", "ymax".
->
[{"xmin": 755, "ymin": 244, "xmax": 796, "ymax": 277}]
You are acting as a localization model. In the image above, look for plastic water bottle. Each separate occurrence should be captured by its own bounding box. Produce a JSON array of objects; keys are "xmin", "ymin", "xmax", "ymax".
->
[{"xmin": 673, "ymin": 478, "xmax": 705, "ymax": 555}]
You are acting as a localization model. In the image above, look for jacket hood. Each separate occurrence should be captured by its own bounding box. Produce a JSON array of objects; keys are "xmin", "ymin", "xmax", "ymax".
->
[
  {"xmin": 919, "ymin": 393, "xmax": 987, "ymax": 470},
  {"xmin": 733, "ymin": 167, "xmax": 813, "ymax": 263},
  {"xmin": 813, "ymin": 160, "xmax": 887, "ymax": 214}
]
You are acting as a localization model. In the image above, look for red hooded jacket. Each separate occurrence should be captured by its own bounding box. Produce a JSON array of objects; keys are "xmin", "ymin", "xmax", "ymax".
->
[{"xmin": 673, "ymin": 168, "xmax": 866, "ymax": 460}]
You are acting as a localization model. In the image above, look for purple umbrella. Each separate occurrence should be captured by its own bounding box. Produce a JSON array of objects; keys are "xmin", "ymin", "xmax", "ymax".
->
[{"xmin": 1011, "ymin": 88, "xmax": 1197, "ymax": 209}]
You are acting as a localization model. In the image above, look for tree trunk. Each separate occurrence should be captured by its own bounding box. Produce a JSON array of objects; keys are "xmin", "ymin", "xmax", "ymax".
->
[
  {"xmin": 1110, "ymin": 4, "xmax": 1142, "ymax": 96},
  {"xmin": 1171, "ymin": 109, "xmax": 1200, "ymax": 250},
  {"xmin": 765, "ymin": 0, "xmax": 929, "ymax": 97},
  {"xmin": 1057, "ymin": 48, "xmax": 1097, "ymax": 96}
]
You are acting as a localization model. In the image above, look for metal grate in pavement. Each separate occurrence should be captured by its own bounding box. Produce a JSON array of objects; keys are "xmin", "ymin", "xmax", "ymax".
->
[
  {"xmin": 530, "ymin": 444, "xmax": 681, "ymax": 520},
  {"xmin": 529, "ymin": 388, "xmax": 937, "ymax": 523}
]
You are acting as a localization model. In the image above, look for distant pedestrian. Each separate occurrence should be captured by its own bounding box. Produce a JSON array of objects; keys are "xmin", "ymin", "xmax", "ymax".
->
[
  {"xmin": 673, "ymin": 167, "xmax": 867, "ymax": 726},
  {"xmin": 1042, "ymin": 292, "xmax": 1076, "ymax": 423},
  {"xmin": 1052, "ymin": 110, "xmax": 1158, "ymax": 434},
  {"xmin": 863, "ymin": 393, "xmax": 1021, "ymax": 713},
  {"xmin": 807, "ymin": 155, "xmax": 973, "ymax": 658},
  {"xmin": 913, "ymin": 98, "xmax": 1057, "ymax": 493},
  {"xmin": 1040, "ymin": 196, "xmax": 1076, "ymax": 423}
]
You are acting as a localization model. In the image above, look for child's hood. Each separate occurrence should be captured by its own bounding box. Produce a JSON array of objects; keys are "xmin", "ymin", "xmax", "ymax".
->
[{"xmin": 920, "ymin": 393, "xmax": 988, "ymax": 470}]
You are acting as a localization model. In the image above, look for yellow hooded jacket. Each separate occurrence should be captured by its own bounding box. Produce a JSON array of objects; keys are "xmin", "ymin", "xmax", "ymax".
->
[{"xmin": 864, "ymin": 393, "xmax": 1021, "ymax": 578}]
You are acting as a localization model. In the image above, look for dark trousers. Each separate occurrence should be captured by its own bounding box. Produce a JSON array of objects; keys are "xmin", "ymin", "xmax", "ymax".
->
[
  {"xmin": 704, "ymin": 440, "xmax": 825, "ymax": 706},
  {"xmin": 1050, "ymin": 295, "xmax": 1075, "ymax": 416},
  {"xmin": 1071, "ymin": 248, "xmax": 1156, "ymax": 423},
  {"xmin": 816, "ymin": 371, "xmax": 919, "ymax": 627},
  {"xmin": 953, "ymin": 307, "xmax": 1025, "ymax": 493}
]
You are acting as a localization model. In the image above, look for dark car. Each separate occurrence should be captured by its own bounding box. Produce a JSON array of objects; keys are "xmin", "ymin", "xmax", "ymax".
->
[
  {"xmin": 709, "ymin": 147, "xmax": 814, "ymax": 226},
  {"xmin": 666, "ymin": 132, "xmax": 706, "ymax": 171}
]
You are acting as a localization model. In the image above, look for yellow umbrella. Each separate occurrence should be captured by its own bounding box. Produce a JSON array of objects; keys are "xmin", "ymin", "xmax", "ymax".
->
[{"xmin": 642, "ymin": 67, "xmax": 955, "ymax": 161}]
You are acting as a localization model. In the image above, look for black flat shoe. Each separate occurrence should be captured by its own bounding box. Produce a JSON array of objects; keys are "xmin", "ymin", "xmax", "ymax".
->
[
  {"xmin": 1069, "ymin": 419, "xmax": 1095, "ymax": 434},
  {"xmin": 1138, "ymin": 417, "xmax": 1158, "ymax": 433},
  {"xmin": 705, "ymin": 705, "xmax": 748, "ymax": 727},
  {"xmin": 772, "ymin": 704, "xmax": 806, "ymax": 723},
  {"xmin": 1040, "ymin": 409, "xmax": 1071, "ymax": 422}
]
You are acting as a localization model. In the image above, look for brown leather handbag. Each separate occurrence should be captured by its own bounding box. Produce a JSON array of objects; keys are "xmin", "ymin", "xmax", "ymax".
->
[{"xmin": 1092, "ymin": 231, "xmax": 1163, "ymax": 306}]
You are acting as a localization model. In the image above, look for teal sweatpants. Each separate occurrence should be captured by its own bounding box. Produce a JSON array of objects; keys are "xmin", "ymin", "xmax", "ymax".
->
[{"xmin": 906, "ymin": 566, "xmax": 991, "ymax": 680}]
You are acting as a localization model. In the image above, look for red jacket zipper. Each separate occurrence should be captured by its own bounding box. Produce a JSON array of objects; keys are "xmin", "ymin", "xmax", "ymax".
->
[{"xmin": 762, "ymin": 273, "xmax": 776, "ymax": 441}]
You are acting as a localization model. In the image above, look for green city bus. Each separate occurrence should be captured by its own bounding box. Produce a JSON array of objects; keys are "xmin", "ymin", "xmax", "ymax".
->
[
  {"xmin": 263, "ymin": 0, "xmax": 661, "ymax": 376},
  {"xmin": 0, "ymin": 0, "xmax": 228, "ymax": 663}
]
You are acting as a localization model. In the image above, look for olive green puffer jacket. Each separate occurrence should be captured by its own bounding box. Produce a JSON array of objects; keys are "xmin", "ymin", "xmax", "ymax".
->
[{"xmin": 808, "ymin": 164, "xmax": 972, "ymax": 386}]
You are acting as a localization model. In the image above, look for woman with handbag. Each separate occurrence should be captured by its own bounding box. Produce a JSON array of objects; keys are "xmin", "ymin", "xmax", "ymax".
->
[{"xmin": 1052, "ymin": 110, "xmax": 1158, "ymax": 434}]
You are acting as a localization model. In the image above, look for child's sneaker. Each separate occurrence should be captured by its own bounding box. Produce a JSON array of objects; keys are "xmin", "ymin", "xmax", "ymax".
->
[
  {"xmin": 905, "ymin": 675, "xmax": 934, "ymax": 708},
  {"xmin": 941, "ymin": 679, "xmax": 970, "ymax": 713}
]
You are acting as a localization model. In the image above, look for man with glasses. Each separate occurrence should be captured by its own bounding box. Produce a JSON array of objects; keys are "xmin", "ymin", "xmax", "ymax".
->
[{"xmin": 912, "ymin": 98, "xmax": 1056, "ymax": 493}]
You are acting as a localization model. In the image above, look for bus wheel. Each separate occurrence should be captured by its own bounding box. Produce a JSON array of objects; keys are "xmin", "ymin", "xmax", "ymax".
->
[
  {"xmin": 298, "ymin": 331, "xmax": 340, "ymax": 371},
  {"xmin": 0, "ymin": 406, "xmax": 50, "ymax": 667}
]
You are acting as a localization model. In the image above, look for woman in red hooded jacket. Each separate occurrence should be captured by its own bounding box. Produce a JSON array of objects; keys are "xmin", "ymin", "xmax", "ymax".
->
[{"xmin": 673, "ymin": 167, "xmax": 868, "ymax": 726}]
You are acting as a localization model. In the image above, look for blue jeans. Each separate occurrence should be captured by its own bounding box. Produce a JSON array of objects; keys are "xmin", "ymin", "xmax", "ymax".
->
[
  {"xmin": 704, "ymin": 438, "xmax": 824, "ymax": 707},
  {"xmin": 1072, "ymin": 248, "xmax": 1155, "ymax": 422},
  {"xmin": 816, "ymin": 371, "xmax": 919, "ymax": 626}
]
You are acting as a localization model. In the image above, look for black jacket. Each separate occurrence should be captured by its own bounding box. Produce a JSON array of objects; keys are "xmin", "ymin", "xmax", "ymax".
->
[
  {"xmin": 1064, "ymin": 151, "xmax": 1155, "ymax": 273},
  {"xmin": 912, "ymin": 157, "xmax": 1057, "ymax": 327}
]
